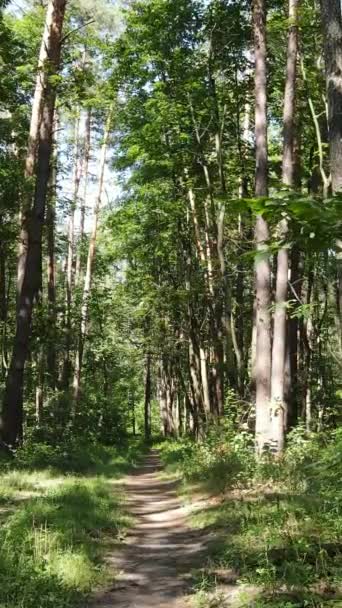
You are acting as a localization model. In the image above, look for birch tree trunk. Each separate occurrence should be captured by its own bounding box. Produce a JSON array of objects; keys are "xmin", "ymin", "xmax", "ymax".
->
[
  {"xmin": 0, "ymin": 0, "xmax": 66, "ymax": 447},
  {"xmin": 75, "ymin": 109, "xmax": 92, "ymax": 284},
  {"xmin": 270, "ymin": 0, "xmax": 299, "ymax": 454},
  {"xmin": 63, "ymin": 114, "xmax": 83, "ymax": 388},
  {"xmin": 253, "ymin": 0, "xmax": 272, "ymax": 454},
  {"xmin": 46, "ymin": 113, "xmax": 58, "ymax": 388},
  {"xmin": 72, "ymin": 107, "xmax": 113, "ymax": 404}
]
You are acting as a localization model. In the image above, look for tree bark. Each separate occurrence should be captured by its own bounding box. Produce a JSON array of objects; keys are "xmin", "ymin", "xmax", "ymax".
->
[
  {"xmin": 46, "ymin": 112, "xmax": 58, "ymax": 388},
  {"xmin": 320, "ymin": 0, "xmax": 342, "ymax": 353},
  {"xmin": 144, "ymin": 352, "xmax": 151, "ymax": 440},
  {"xmin": 0, "ymin": 231, "xmax": 9, "ymax": 377},
  {"xmin": 270, "ymin": 0, "xmax": 299, "ymax": 454},
  {"xmin": 73, "ymin": 106, "xmax": 112, "ymax": 404},
  {"xmin": 253, "ymin": 0, "xmax": 272, "ymax": 453},
  {"xmin": 320, "ymin": 0, "xmax": 342, "ymax": 193},
  {"xmin": 0, "ymin": 0, "xmax": 66, "ymax": 447},
  {"xmin": 17, "ymin": 0, "xmax": 61, "ymax": 299},
  {"xmin": 63, "ymin": 113, "xmax": 83, "ymax": 388},
  {"xmin": 75, "ymin": 109, "xmax": 92, "ymax": 284}
]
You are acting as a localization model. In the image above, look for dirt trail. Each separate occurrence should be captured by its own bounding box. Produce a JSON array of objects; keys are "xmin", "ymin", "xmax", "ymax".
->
[{"xmin": 91, "ymin": 450, "xmax": 211, "ymax": 608}]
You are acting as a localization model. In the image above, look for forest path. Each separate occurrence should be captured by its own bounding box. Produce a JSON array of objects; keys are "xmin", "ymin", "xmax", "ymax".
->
[{"xmin": 91, "ymin": 449, "xmax": 211, "ymax": 608}]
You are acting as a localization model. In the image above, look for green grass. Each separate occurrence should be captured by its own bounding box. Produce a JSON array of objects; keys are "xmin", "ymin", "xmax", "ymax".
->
[
  {"xmin": 157, "ymin": 430, "xmax": 342, "ymax": 608},
  {"xmin": 0, "ymin": 439, "xmax": 146, "ymax": 608}
]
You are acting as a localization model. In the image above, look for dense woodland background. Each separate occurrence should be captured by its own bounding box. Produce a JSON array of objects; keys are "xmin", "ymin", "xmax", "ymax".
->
[
  {"xmin": 0, "ymin": 0, "xmax": 340, "ymax": 452},
  {"xmin": 0, "ymin": 0, "xmax": 341, "ymax": 606}
]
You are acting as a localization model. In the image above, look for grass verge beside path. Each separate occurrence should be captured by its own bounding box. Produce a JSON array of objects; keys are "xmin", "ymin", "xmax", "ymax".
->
[
  {"xmin": 0, "ymin": 439, "xmax": 146, "ymax": 608},
  {"xmin": 157, "ymin": 431, "xmax": 342, "ymax": 608}
]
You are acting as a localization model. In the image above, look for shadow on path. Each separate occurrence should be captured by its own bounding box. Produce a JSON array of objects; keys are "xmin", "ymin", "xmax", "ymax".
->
[{"xmin": 90, "ymin": 450, "xmax": 212, "ymax": 608}]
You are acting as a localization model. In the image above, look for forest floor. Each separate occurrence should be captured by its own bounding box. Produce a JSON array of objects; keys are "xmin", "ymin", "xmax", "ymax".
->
[
  {"xmin": 1, "ymin": 445, "xmax": 340, "ymax": 608},
  {"xmin": 0, "ymin": 442, "xmax": 145, "ymax": 608},
  {"xmin": 90, "ymin": 449, "xmax": 215, "ymax": 608},
  {"xmin": 90, "ymin": 450, "xmax": 259, "ymax": 608},
  {"xmin": 90, "ymin": 447, "xmax": 342, "ymax": 608}
]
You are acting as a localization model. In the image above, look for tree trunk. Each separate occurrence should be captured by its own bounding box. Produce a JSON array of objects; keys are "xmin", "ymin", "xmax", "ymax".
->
[
  {"xmin": 17, "ymin": 0, "xmax": 62, "ymax": 299},
  {"xmin": 0, "ymin": 232, "xmax": 8, "ymax": 376},
  {"xmin": 73, "ymin": 106, "xmax": 112, "ymax": 403},
  {"xmin": 144, "ymin": 353, "xmax": 151, "ymax": 440},
  {"xmin": 287, "ymin": 247, "xmax": 301, "ymax": 428},
  {"xmin": 35, "ymin": 345, "xmax": 44, "ymax": 425},
  {"xmin": 320, "ymin": 0, "xmax": 342, "ymax": 352},
  {"xmin": 46, "ymin": 112, "xmax": 58, "ymax": 388},
  {"xmin": 0, "ymin": 0, "xmax": 66, "ymax": 447},
  {"xmin": 63, "ymin": 113, "xmax": 83, "ymax": 388},
  {"xmin": 320, "ymin": 0, "xmax": 342, "ymax": 194},
  {"xmin": 131, "ymin": 390, "xmax": 136, "ymax": 436},
  {"xmin": 253, "ymin": 0, "xmax": 272, "ymax": 453},
  {"xmin": 75, "ymin": 109, "xmax": 92, "ymax": 284},
  {"xmin": 270, "ymin": 0, "xmax": 299, "ymax": 454}
]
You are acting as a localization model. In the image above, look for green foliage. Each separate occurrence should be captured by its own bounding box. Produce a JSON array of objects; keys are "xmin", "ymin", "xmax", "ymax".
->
[{"xmin": 159, "ymin": 421, "xmax": 255, "ymax": 492}]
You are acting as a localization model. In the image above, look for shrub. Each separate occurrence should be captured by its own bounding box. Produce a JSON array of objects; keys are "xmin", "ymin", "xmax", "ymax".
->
[{"xmin": 159, "ymin": 421, "xmax": 255, "ymax": 492}]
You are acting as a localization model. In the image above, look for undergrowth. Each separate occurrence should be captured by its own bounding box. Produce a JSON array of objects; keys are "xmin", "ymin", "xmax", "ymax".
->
[
  {"xmin": 0, "ymin": 437, "xmax": 146, "ymax": 608},
  {"xmin": 157, "ymin": 424, "xmax": 342, "ymax": 607}
]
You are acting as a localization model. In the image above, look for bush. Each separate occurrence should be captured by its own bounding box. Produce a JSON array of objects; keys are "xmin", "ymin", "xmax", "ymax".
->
[{"xmin": 159, "ymin": 421, "xmax": 255, "ymax": 492}]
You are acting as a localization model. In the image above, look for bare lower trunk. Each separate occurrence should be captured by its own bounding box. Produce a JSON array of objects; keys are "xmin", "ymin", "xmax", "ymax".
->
[
  {"xmin": 0, "ymin": 235, "xmax": 7, "ymax": 376},
  {"xmin": 188, "ymin": 333, "xmax": 202, "ymax": 434},
  {"xmin": 144, "ymin": 353, "xmax": 151, "ymax": 440},
  {"xmin": 199, "ymin": 344, "xmax": 211, "ymax": 418},
  {"xmin": 270, "ymin": 239, "xmax": 288, "ymax": 452},
  {"xmin": 253, "ymin": 0, "xmax": 272, "ymax": 453},
  {"xmin": 270, "ymin": 0, "xmax": 299, "ymax": 454},
  {"xmin": 287, "ymin": 247, "xmax": 301, "ymax": 428},
  {"xmin": 0, "ymin": 0, "xmax": 66, "ymax": 446},
  {"xmin": 35, "ymin": 346, "xmax": 44, "ymax": 425}
]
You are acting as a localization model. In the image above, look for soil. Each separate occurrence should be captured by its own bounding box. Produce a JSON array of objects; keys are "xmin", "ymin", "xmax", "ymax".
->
[{"xmin": 90, "ymin": 450, "xmax": 213, "ymax": 608}]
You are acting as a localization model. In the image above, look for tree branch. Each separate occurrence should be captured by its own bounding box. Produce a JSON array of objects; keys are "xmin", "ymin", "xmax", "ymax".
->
[{"xmin": 61, "ymin": 20, "xmax": 95, "ymax": 45}]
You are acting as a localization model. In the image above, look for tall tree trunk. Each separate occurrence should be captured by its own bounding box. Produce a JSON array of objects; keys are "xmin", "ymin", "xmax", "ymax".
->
[
  {"xmin": 75, "ymin": 109, "xmax": 92, "ymax": 284},
  {"xmin": 0, "ymin": 0, "xmax": 66, "ymax": 447},
  {"xmin": 46, "ymin": 112, "xmax": 58, "ymax": 389},
  {"xmin": 253, "ymin": 0, "xmax": 272, "ymax": 453},
  {"xmin": 321, "ymin": 0, "xmax": 342, "ymax": 351},
  {"xmin": 270, "ymin": 0, "xmax": 299, "ymax": 454},
  {"xmin": 0, "ymin": 231, "xmax": 8, "ymax": 376},
  {"xmin": 321, "ymin": 0, "xmax": 342, "ymax": 194},
  {"xmin": 63, "ymin": 113, "xmax": 83, "ymax": 388},
  {"xmin": 73, "ymin": 107, "xmax": 112, "ymax": 404},
  {"xmin": 144, "ymin": 352, "xmax": 151, "ymax": 440},
  {"xmin": 287, "ymin": 246, "xmax": 301, "ymax": 428},
  {"xmin": 302, "ymin": 268, "xmax": 314, "ymax": 430},
  {"xmin": 35, "ymin": 345, "xmax": 44, "ymax": 425},
  {"xmin": 236, "ymin": 95, "xmax": 250, "ymax": 393},
  {"xmin": 17, "ymin": 1, "xmax": 62, "ymax": 299}
]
